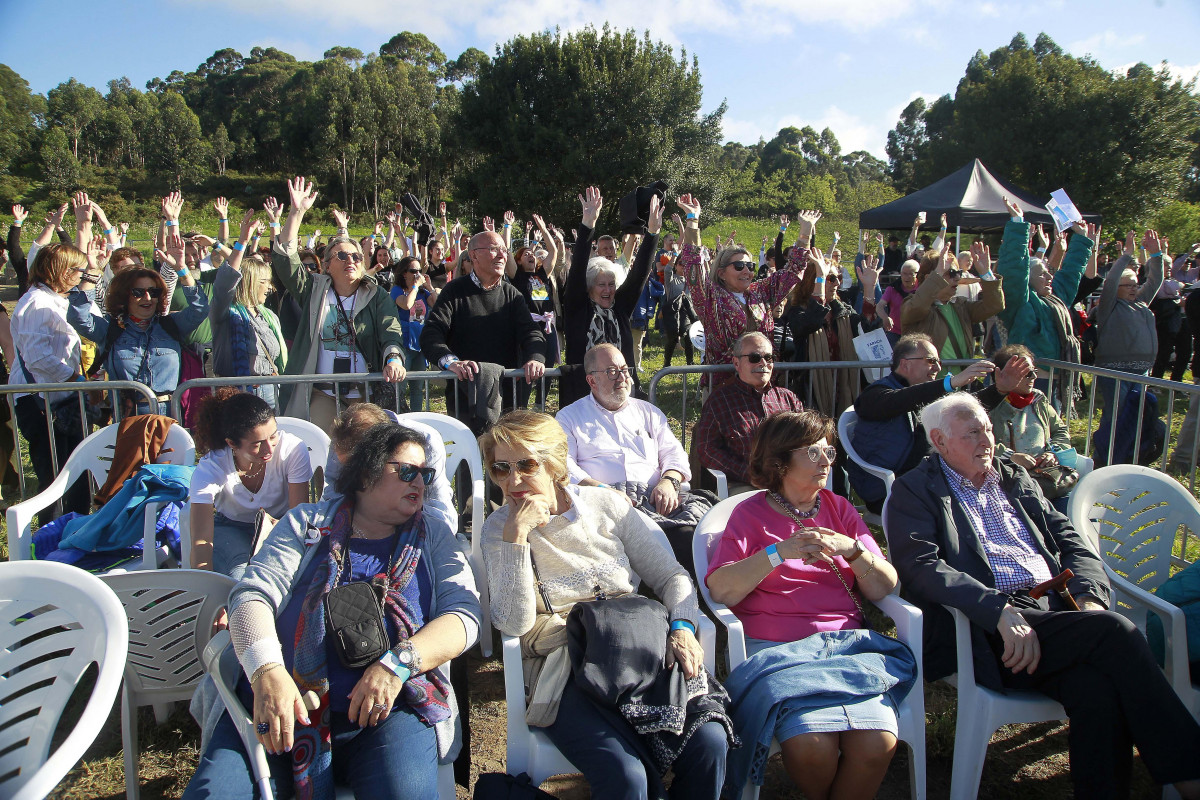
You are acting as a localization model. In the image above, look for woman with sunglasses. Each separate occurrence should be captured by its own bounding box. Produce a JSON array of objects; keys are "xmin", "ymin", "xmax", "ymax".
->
[
  {"xmin": 560, "ymin": 186, "xmax": 662, "ymax": 406},
  {"xmin": 480, "ymin": 410, "xmax": 731, "ymax": 800},
  {"xmin": 271, "ymin": 177, "xmax": 406, "ymax": 432},
  {"xmin": 188, "ymin": 388, "xmax": 312, "ymax": 579},
  {"xmin": 184, "ymin": 422, "xmax": 480, "ymax": 800},
  {"xmin": 68, "ymin": 236, "xmax": 209, "ymax": 416},
  {"xmin": 390, "ymin": 256, "xmax": 438, "ymax": 410},
  {"xmin": 706, "ymin": 410, "xmax": 910, "ymax": 799},
  {"xmin": 209, "ymin": 210, "xmax": 289, "ymax": 409},
  {"xmin": 675, "ymin": 195, "xmax": 819, "ymax": 382}
]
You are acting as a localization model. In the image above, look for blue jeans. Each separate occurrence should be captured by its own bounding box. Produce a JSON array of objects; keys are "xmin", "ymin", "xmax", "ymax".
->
[
  {"xmin": 212, "ymin": 513, "xmax": 256, "ymax": 581},
  {"xmin": 541, "ymin": 674, "xmax": 728, "ymax": 800},
  {"xmin": 400, "ymin": 349, "xmax": 428, "ymax": 411},
  {"xmin": 183, "ymin": 706, "xmax": 438, "ymax": 800},
  {"xmin": 1092, "ymin": 374, "xmax": 1135, "ymax": 468}
]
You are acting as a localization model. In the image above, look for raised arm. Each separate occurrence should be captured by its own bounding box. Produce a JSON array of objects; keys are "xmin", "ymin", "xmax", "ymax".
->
[
  {"xmin": 1139, "ymin": 229, "xmax": 1166, "ymax": 303},
  {"xmin": 615, "ymin": 195, "xmax": 662, "ymax": 311},
  {"xmin": 502, "ymin": 210, "xmax": 517, "ymax": 278},
  {"xmin": 213, "ymin": 197, "xmax": 230, "ymax": 244},
  {"xmin": 275, "ymin": 176, "xmax": 319, "ymax": 300},
  {"xmin": 72, "ymin": 191, "xmax": 94, "ymax": 249},
  {"xmin": 533, "ymin": 214, "xmax": 557, "ymax": 271},
  {"xmin": 567, "ymin": 187, "xmax": 603, "ymax": 310}
]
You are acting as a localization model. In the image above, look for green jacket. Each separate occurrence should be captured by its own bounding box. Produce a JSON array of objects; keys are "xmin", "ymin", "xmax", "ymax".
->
[
  {"xmin": 270, "ymin": 240, "xmax": 404, "ymax": 416},
  {"xmin": 989, "ymin": 389, "xmax": 1071, "ymax": 458},
  {"xmin": 995, "ymin": 220, "xmax": 1093, "ymax": 362},
  {"xmin": 170, "ymin": 269, "xmax": 218, "ymax": 347}
]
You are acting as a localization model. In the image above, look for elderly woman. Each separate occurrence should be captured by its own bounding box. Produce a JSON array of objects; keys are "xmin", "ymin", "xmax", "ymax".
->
[
  {"xmin": 677, "ymin": 195, "xmax": 817, "ymax": 376},
  {"xmin": 878, "ymin": 257, "xmax": 920, "ymax": 339},
  {"xmin": 211, "ymin": 210, "xmax": 288, "ymax": 409},
  {"xmin": 561, "ymin": 186, "xmax": 662, "ymax": 406},
  {"xmin": 271, "ymin": 176, "xmax": 406, "ymax": 432},
  {"xmin": 481, "ymin": 410, "xmax": 731, "ymax": 800},
  {"xmin": 1092, "ymin": 229, "xmax": 1166, "ymax": 466},
  {"xmin": 189, "ymin": 388, "xmax": 312, "ymax": 579},
  {"xmin": 706, "ymin": 410, "xmax": 913, "ymax": 799},
  {"xmin": 183, "ymin": 423, "xmax": 480, "ymax": 800},
  {"xmin": 68, "ymin": 232, "xmax": 209, "ymax": 416}
]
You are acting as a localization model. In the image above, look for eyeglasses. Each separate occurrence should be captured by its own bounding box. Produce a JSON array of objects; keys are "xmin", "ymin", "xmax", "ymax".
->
[
  {"xmin": 405, "ymin": 269, "xmax": 422, "ymax": 275},
  {"xmin": 792, "ymin": 445, "xmax": 837, "ymax": 463},
  {"xmin": 471, "ymin": 245, "xmax": 509, "ymax": 256},
  {"xmin": 1118, "ymin": 282, "xmax": 1138, "ymax": 289},
  {"xmin": 737, "ymin": 352, "xmax": 774, "ymax": 364},
  {"xmin": 302, "ymin": 261, "xmax": 320, "ymax": 271},
  {"xmin": 946, "ymin": 268, "xmax": 964, "ymax": 280},
  {"xmin": 489, "ymin": 457, "xmax": 543, "ymax": 479},
  {"xmin": 589, "ymin": 366, "xmax": 631, "ymax": 380},
  {"xmin": 725, "ymin": 260, "xmax": 755, "ymax": 272},
  {"xmin": 386, "ymin": 462, "xmax": 436, "ymax": 484},
  {"xmin": 130, "ymin": 287, "xmax": 163, "ymax": 300},
  {"xmin": 332, "ymin": 251, "xmax": 364, "ymax": 263},
  {"xmin": 901, "ymin": 356, "xmax": 941, "ymax": 366}
]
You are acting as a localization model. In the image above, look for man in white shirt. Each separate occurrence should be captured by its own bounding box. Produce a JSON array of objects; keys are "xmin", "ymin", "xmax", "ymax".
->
[{"xmin": 556, "ymin": 344, "xmax": 708, "ymax": 571}]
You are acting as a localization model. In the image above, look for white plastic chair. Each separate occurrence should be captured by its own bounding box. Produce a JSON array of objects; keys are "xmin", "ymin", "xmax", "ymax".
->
[
  {"xmin": 99, "ymin": 570, "xmax": 235, "ymax": 800},
  {"xmin": 199, "ymin": 630, "xmax": 456, "ymax": 800},
  {"xmin": 693, "ymin": 492, "xmax": 927, "ymax": 800},
  {"xmin": 1068, "ymin": 465, "xmax": 1200, "ymax": 718},
  {"xmin": 837, "ymin": 406, "xmax": 893, "ymax": 526},
  {"xmin": 401, "ymin": 411, "xmax": 492, "ymax": 657},
  {"xmin": 502, "ymin": 520, "xmax": 717, "ymax": 787},
  {"xmin": 0, "ymin": 560, "xmax": 129, "ymax": 800},
  {"xmin": 7, "ymin": 420, "xmax": 196, "ymax": 568},
  {"xmin": 688, "ymin": 319, "xmax": 706, "ymax": 356},
  {"xmin": 878, "ymin": 494, "xmax": 1065, "ymax": 800},
  {"xmin": 275, "ymin": 416, "xmax": 331, "ymax": 493}
]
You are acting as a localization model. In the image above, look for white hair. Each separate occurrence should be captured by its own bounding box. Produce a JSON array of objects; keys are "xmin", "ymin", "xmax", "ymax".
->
[
  {"xmin": 586, "ymin": 257, "xmax": 626, "ymax": 289},
  {"xmin": 734, "ymin": 331, "xmax": 771, "ymax": 357},
  {"xmin": 920, "ymin": 392, "xmax": 986, "ymax": 446},
  {"xmin": 1121, "ymin": 268, "xmax": 1138, "ymax": 283}
]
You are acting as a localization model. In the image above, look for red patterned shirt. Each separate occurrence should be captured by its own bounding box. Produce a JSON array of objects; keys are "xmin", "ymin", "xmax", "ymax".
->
[{"xmin": 695, "ymin": 378, "xmax": 804, "ymax": 483}]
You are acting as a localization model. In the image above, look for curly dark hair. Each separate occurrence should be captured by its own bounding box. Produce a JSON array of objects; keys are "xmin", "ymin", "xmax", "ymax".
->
[
  {"xmin": 193, "ymin": 387, "xmax": 274, "ymax": 455},
  {"xmin": 392, "ymin": 256, "xmax": 422, "ymax": 292},
  {"xmin": 336, "ymin": 422, "xmax": 429, "ymax": 497},
  {"xmin": 105, "ymin": 267, "xmax": 169, "ymax": 318},
  {"xmin": 748, "ymin": 410, "xmax": 837, "ymax": 492}
]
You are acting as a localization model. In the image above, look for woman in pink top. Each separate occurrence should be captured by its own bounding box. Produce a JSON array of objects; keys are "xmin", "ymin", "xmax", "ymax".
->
[
  {"xmin": 878, "ymin": 258, "xmax": 920, "ymax": 339},
  {"xmin": 706, "ymin": 410, "xmax": 900, "ymax": 800}
]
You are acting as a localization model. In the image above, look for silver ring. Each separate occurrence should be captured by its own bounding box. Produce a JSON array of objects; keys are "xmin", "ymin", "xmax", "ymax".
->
[
  {"xmin": 256, "ymin": 722, "xmax": 270, "ymax": 734},
  {"xmin": 372, "ymin": 702, "xmax": 388, "ymax": 711}
]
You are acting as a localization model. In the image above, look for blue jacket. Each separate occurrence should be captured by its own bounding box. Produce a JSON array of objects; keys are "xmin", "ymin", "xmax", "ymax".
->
[
  {"xmin": 631, "ymin": 278, "xmax": 664, "ymax": 327},
  {"xmin": 848, "ymin": 373, "xmax": 918, "ymax": 503},
  {"xmin": 723, "ymin": 631, "xmax": 917, "ymax": 790},
  {"xmin": 57, "ymin": 464, "xmax": 194, "ymax": 552}
]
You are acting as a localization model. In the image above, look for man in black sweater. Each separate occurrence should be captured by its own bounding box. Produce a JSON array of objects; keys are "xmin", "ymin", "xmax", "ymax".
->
[{"xmin": 420, "ymin": 229, "xmax": 545, "ymax": 432}]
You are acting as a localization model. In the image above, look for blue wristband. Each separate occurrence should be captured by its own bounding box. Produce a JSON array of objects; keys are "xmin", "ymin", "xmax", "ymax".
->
[
  {"xmin": 813, "ymin": 276, "xmax": 825, "ymax": 284},
  {"xmin": 219, "ymin": 218, "xmax": 228, "ymax": 223},
  {"xmin": 103, "ymin": 227, "xmax": 114, "ymax": 235},
  {"xmin": 1150, "ymin": 251, "xmax": 1163, "ymax": 259},
  {"xmin": 231, "ymin": 241, "xmax": 244, "ymax": 252},
  {"xmin": 780, "ymin": 225, "xmax": 787, "ymax": 232},
  {"xmin": 670, "ymin": 620, "xmax": 696, "ymax": 635},
  {"xmin": 943, "ymin": 375, "xmax": 953, "ymax": 391},
  {"xmin": 686, "ymin": 213, "xmax": 697, "ymax": 220},
  {"xmin": 177, "ymin": 267, "xmax": 189, "ymax": 278}
]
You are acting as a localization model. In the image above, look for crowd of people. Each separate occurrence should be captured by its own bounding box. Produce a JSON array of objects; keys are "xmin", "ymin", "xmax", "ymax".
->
[{"xmin": 4, "ymin": 177, "xmax": 1200, "ymax": 800}]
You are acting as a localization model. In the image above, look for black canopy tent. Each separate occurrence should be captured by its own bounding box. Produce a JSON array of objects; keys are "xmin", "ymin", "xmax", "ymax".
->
[{"xmin": 858, "ymin": 159, "xmax": 1101, "ymax": 234}]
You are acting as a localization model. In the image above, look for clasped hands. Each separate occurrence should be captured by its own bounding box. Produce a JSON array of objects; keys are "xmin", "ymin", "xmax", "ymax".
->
[{"xmin": 774, "ymin": 526, "xmax": 857, "ymax": 566}]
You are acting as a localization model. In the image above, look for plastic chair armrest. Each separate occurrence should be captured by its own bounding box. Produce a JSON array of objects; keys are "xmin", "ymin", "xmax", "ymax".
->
[{"xmin": 1105, "ymin": 566, "xmax": 1191, "ymax": 692}]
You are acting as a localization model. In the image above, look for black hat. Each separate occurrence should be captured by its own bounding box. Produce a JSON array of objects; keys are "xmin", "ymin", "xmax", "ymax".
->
[
  {"xmin": 398, "ymin": 193, "xmax": 436, "ymax": 245},
  {"xmin": 618, "ymin": 180, "xmax": 669, "ymax": 235}
]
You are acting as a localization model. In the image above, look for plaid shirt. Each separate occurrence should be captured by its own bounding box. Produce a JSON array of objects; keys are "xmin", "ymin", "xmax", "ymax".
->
[
  {"xmin": 939, "ymin": 457, "xmax": 1053, "ymax": 593},
  {"xmin": 695, "ymin": 378, "xmax": 804, "ymax": 483}
]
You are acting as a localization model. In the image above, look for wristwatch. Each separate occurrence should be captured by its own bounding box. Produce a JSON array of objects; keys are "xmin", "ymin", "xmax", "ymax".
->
[
  {"xmin": 394, "ymin": 639, "xmax": 421, "ymax": 674},
  {"xmin": 660, "ymin": 475, "xmax": 682, "ymax": 492},
  {"xmin": 378, "ymin": 650, "xmax": 411, "ymax": 682},
  {"xmin": 845, "ymin": 539, "xmax": 866, "ymax": 563}
]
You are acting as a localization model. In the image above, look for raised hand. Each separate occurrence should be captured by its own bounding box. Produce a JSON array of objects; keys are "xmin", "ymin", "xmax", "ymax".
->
[
  {"xmin": 84, "ymin": 233, "xmax": 106, "ymax": 275},
  {"xmin": 779, "ymin": 214, "xmax": 789, "ymax": 228},
  {"xmin": 286, "ymin": 176, "xmax": 318, "ymax": 213},
  {"xmin": 46, "ymin": 202, "xmax": 70, "ymax": 228},
  {"xmin": 373, "ymin": 220, "xmax": 384, "ymax": 237},
  {"xmin": 1142, "ymin": 229, "xmax": 1164, "ymax": 255},
  {"xmin": 12, "ymin": 205, "xmax": 28, "ymax": 225},
  {"xmin": 73, "ymin": 191, "xmax": 94, "ymax": 225},
  {"xmin": 438, "ymin": 201, "xmax": 447, "ymax": 218},
  {"xmin": 859, "ymin": 253, "xmax": 881, "ymax": 287},
  {"xmin": 482, "ymin": 216, "xmax": 495, "ymax": 233},
  {"xmin": 239, "ymin": 208, "xmax": 261, "ymax": 242},
  {"xmin": 263, "ymin": 196, "xmax": 282, "ymax": 226},
  {"xmin": 940, "ymin": 213, "xmax": 948, "ymax": 228},
  {"xmin": 796, "ymin": 209, "xmax": 822, "ymax": 241},
  {"xmin": 971, "ymin": 240, "xmax": 985, "ymax": 270},
  {"xmin": 162, "ymin": 190, "xmax": 183, "ymax": 222},
  {"xmin": 671, "ymin": 212, "xmax": 684, "ymax": 232},
  {"xmin": 676, "ymin": 193, "xmax": 700, "ymax": 220},
  {"xmin": 119, "ymin": 222, "xmax": 129, "ymax": 234},
  {"xmin": 579, "ymin": 186, "xmax": 604, "ymax": 228},
  {"xmin": 501, "ymin": 210, "xmax": 514, "ymax": 228},
  {"xmin": 646, "ymin": 193, "xmax": 664, "ymax": 235},
  {"xmin": 1088, "ymin": 222, "xmax": 1101, "ymax": 242},
  {"xmin": 330, "ymin": 208, "xmax": 349, "ymax": 230},
  {"xmin": 1034, "ymin": 224, "xmax": 1050, "ymax": 251},
  {"xmin": 213, "ymin": 197, "xmax": 229, "ymax": 219},
  {"xmin": 1003, "ymin": 196, "xmax": 1023, "ymax": 221},
  {"xmin": 156, "ymin": 233, "xmax": 186, "ymax": 270},
  {"xmin": 1124, "ymin": 230, "xmax": 1136, "ymax": 257}
]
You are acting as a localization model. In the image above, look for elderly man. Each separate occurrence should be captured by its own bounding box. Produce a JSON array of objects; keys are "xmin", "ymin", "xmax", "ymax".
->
[
  {"xmin": 848, "ymin": 333, "xmax": 1028, "ymax": 513},
  {"xmin": 694, "ymin": 331, "xmax": 803, "ymax": 494},
  {"xmin": 556, "ymin": 343, "xmax": 709, "ymax": 571},
  {"xmin": 887, "ymin": 393, "xmax": 1200, "ymax": 800},
  {"xmin": 420, "ymin": 229, "xmax": 546, "ymax": 434}
]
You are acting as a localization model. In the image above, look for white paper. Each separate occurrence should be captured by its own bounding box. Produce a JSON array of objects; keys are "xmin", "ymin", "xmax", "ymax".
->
[
  {"xmin": 853, "ymin": 327, "xmax": 893, "ymax": 383},
  {"xmin": 1045, "ymin": 189, "xmax": 1083, "ymax": 233}
]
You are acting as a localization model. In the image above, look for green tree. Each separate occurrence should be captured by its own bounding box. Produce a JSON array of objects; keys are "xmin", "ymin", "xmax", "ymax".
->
[
  {"xmin": 211, "ymin": 122, "xmax": 233, "ymax": 175},
  {"xmin": 40, "ymin": 127, "xmax": 80, "ymax": 195},
  {"xmin": 47, "ymin": 78, "xmax": 104, "ymax": 160},
  {"xmin": 380, "ymin": 32, "xmax": 446, "ymax": 76},
  {"xmin": 886, "ymin": 33, "xmax": 1200, "ymax": 224},
  {"xmin": 446, "ymin": 48, "xmax": 489, "ymax": 83},
  {"xmin": 454, "ymin": 25, "xmax": 724, "ymax": 226},
  {"xmin": 0, "ymin": 65, "xmax": 44, "ymax": 176},
  {"xmin": 146, "ymin": 91, "xmax": 208, "ymax": 188}
]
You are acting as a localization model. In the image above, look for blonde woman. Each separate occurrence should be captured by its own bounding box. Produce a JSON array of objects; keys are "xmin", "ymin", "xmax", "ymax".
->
[{"xmin": 212, "ymin": 210, "xmax": 288, "ymax": 408}]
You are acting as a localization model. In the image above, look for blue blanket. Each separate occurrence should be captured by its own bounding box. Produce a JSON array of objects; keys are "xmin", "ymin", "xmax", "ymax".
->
[
  {"xmin": 56, "ymin": 464, "xmax": 193, "ymax": 553},
  {"xmin": 722, "ymin": 629, "xmax": 917, "ymax": 790},
  {"xmin": 33, "ymin": 503, "xmax": 183, "ymax": 572}
]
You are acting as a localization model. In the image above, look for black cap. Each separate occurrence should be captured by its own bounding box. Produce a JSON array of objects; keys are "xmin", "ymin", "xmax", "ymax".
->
[{"xmin": 618, "ymin": 181, "xmax": 669, "ymax": 235}]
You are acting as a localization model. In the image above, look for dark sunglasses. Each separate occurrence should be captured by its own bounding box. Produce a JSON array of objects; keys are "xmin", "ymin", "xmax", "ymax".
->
[
  {"xmin": 405, "ymin": 269, "xmax": 422, "ymax": 275},
  {"xmin": 946, "ymin": 268, "xmax": 964, "ymax": 280},
  {"xmin": 302, "ymin": 261, "xmax": 320, "ymax": 271},
  {"xmin": 130, "ymin": 287, "xmax": 163, "ymax": 300},
  {"xmin": 332, "ymin": 251, "xmax": 364, "ymax": 263},
  {"xmin": 726, "ymin": 260, "xmax": 755, "ymax": 272},
  {"xmin": 386, "ymin": 462, "xmax": 436, "ymax": 484},
  {"xmin": 489, "ymin": 457, "xmax": 543, "ymax": 479},
  {"xmin": 738, "ymin": 352, "xmax": 774, "ymax": 364}
]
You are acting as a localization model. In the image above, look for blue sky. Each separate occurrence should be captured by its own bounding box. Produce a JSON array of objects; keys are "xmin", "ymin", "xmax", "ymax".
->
[{"xmin": 2, "ymin": 0, "xmax": 1197, "ymax": 159}]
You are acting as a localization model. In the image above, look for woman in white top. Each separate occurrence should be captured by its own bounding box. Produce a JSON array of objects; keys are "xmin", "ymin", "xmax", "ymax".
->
[
  {"xmin": 10, "ymin": 238, "xmax": 93, "ymax": 521},
  {"xmin": 189, "ymin": 388, "xmax": 312, "ymax": 579}
]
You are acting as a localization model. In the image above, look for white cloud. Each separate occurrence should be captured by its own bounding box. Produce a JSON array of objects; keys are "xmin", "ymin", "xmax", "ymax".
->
[
  {"xmin": 977, "ymin": 2, "xmax": 1000, "ymax": 17},
  {"xmin": 1068, "ymin": 30, "xmax": 1147, "ymax": 57},
  {"xmin": 1109, "ymin": 60, "xmax": 1200, "ymax": 87}
]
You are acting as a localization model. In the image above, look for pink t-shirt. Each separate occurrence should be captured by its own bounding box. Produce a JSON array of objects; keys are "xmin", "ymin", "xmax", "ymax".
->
[{"xmin": 705, "ymin": 490, "xmax": 884, "ymax": 643}]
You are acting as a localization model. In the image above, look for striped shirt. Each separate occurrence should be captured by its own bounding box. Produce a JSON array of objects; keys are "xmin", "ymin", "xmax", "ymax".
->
[{"xmin": 939, "ymin": 457, "xmax": 1053, "ymax": 593}]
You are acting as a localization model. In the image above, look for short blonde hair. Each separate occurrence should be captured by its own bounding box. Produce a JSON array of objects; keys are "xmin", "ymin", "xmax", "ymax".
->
[
  {"xmin": 234, "ymin": 255, "xmax": 272, "ymax": 309},
  {"xmin": 31, "ymin": 243, "xmax": 86, "ymax": 293},
  {"xmin": 478, "ymin": 410, "xmax": 570, "ymax": 488}
]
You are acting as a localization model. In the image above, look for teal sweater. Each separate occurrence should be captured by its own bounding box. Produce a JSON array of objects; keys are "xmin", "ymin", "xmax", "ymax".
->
[{"xmin": 996, "ymin": 220, "xmax": 1093, "ymax": 361}]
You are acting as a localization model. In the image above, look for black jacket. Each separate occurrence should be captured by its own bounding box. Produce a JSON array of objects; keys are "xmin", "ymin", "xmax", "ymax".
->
[{"xmin": 886, "ymin": 454, "xmax": 1110, "ymax": 690}]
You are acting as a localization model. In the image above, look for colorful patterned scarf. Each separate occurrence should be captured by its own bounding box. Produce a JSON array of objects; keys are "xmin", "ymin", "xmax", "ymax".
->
[{"xmin": 290, "ymin": 501, "xmax": 451, "ymax": 799}]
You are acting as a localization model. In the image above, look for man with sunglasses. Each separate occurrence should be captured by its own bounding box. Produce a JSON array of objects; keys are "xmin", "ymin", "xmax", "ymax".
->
[
  {"xmin": 694, "ymin": 332, "xmax": 803, "ymax": 495},
  {"xmin": 557, "ymin": 344, "xmax": 710, "ymax": 572},
  {"xmin": 848, "ymin": 333, "xmax": 1029, "ymax": 514}
]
